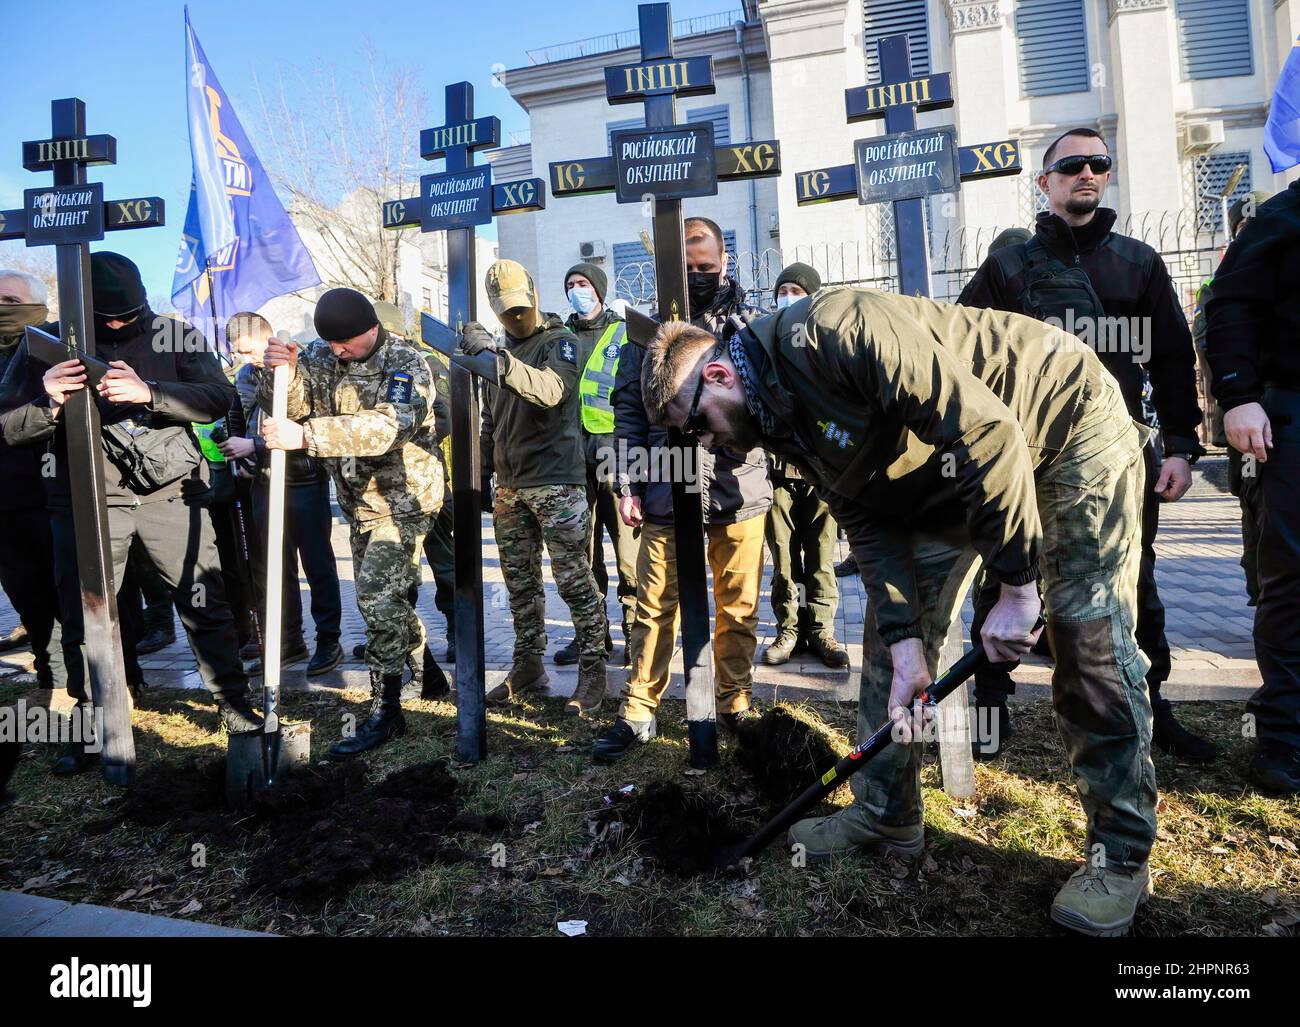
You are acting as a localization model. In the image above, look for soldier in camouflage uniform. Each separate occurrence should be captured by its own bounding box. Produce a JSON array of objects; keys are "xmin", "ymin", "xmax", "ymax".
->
[
  {"xmin": 460, "ymin": 259, "xmax": 608, "ymax": 716},
  {"xmin": 261, "ymin": 288, "xmax": 447, "ymax": 756},
  {"xmin": 643, "ymin": 288, "xmax": 1159, "ymax": 936}
]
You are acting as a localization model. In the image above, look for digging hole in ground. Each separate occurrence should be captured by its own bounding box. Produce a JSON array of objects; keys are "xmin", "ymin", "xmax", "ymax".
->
[
  {"xmin": 94, "ymin": 757, "xmax": 507, "ymax": 902},
  {"xmin": 734, "ymin": 707, "xmax": 841, "ymax": 809},
  {"xmin": 598, "ymin": 781, "xmax": 756, "ymax": 878}
]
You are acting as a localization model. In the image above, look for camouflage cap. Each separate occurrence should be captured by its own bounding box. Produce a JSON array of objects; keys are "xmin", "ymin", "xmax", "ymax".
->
[
  {"xmin": 486, "ymin": 259, "xmax": 537, "ymax": 315},
  {"xmin": 373, "ymin": 300, "xmax": 407, "ymax": 337}
]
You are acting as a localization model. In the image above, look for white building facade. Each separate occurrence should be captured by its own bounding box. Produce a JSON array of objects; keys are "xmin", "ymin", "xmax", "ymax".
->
[{"xmin": 491, "ymin": 0, "xmax": 1300, "ymax": 314}]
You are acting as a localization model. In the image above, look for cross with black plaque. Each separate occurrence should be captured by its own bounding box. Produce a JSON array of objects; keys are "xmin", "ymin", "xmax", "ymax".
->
[
  {"xmin": 0, "ymin": 98, "xmax": 166, "ymax": 786},
  {"xmin": 794, "ymin": 33, "xmax": 1023, "ymax": 297},
  {"xmin": 547, "ymin": 3, "xmax": 782, "ymax": 769},
  {"xmin": 382, "ymin": 82, "xmax": 547, "ymax": 765}
]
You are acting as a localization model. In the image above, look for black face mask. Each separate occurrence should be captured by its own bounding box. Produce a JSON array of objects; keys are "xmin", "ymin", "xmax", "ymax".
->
[
  {"xmin": 687, "ymin": 271, "xmax": 721, "ymax": 318},
  {"xmin": 94, "ymin": 310, "xmax": 147, "ymax": 345}
]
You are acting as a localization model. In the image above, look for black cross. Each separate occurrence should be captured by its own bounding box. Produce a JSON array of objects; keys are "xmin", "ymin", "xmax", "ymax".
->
[
  {"xmin": 4, "ymin": 98, "xmax": 167, "ymax": 786},
  {"xmin": 382, "ymin": 82, "xmax": 547, "ymax": 765},
  {"xmin": 793, "ymin": 34, "xmax": 1023, "ymax": 297},
  {"xmin": 547, "ymin": 3, "xmax": 782, "ymax": 769}
]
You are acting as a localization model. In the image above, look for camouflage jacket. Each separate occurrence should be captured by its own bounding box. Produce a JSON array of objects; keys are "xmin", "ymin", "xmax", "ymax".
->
[{"xmin": 258, "ymin": 327, "xmax": 444, "ymax": 530}]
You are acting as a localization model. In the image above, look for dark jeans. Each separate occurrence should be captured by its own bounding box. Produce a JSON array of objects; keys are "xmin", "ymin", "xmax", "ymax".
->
[
  {"xmin": 765, "ymin": 476, "xmax": 838, "ymax": 638},
  {"xmin": 251, "ymin": 477, "xmax": 342, "ymax": 646},
  {"xmin": 584, "ymin": 434, "xmax": 637, "ymax": 628},
  {"xmin": 0, "ymin": 505, "xmax": 65, "ymax": 689},
  {"xmin": 971, "ymin": 439, "xmax": 1174, "ymax": 709},
  {"xmin": 422, "ymin": 496, "xmax": 455, "ymax": 620},
  {"xmin": 1249, "ymin": 387, "xmax": 1300, "ymax": 751},
  {"xmin": 203, "ymin": 465, "xmax": 257, "ymax": 648},
  {"xmin": 1228, "ymin": 444, "xmax": 1263, "ymax": 605},
  {"xmin": 51, "ymin": 498, "xmax": 248, "ymax": 702}
]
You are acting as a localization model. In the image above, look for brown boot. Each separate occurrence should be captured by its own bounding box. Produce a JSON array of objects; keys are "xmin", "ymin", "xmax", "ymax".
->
[
  {"xmin": 485, "ymin": 653, "xmax": 549, "ymax": 706},
  {"xmin": 565, "ymin": 654, "xmax": 608, "ymax": 717}
]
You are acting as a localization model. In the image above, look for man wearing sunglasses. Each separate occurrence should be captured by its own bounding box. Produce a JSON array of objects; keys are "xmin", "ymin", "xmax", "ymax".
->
[
  {"xmin": 959, "ymin": 127, "xmax": 1211, "ymax": 764},
  {"xmin": 642, "ymin": 287, "xmax": 1159, "ymax": 936}
]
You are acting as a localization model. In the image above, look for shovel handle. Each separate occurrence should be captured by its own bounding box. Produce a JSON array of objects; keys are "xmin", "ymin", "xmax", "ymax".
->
[{"xmin": 720, "ymin": 619, "xmax": 1044, "ymax": 867}]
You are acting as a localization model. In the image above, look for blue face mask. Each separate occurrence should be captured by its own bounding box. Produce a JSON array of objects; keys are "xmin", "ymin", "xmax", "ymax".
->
[
  {"xmin": 568, "ymin": 286, "xmax": 597, "ymax": 317},
  {"xmin": 776, "ymin": 294, "xmax": 798, "ymax": 310}
]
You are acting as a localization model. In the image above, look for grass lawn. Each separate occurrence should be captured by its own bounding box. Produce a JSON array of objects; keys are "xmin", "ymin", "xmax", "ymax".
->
[{"xmin": 1, "ymin": 679, "xmax": 1296, "ymax": 937}]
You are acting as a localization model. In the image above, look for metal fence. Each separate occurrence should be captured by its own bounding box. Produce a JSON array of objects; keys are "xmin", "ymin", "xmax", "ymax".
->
[
  {"xmin": 611, "ymin": 211, "xmax": 1227, "ymax": 443},
  {"xmin": 525, "ymin": 9, "xmax": 744, "ymax": 65}
]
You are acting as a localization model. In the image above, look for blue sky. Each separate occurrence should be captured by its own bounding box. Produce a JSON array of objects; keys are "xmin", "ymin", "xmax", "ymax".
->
[{"xmin": 2, "ymin": 0, "xmax": 730, "ymax": 298}]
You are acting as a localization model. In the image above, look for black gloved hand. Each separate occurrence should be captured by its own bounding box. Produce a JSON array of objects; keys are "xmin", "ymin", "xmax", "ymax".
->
[
  {"xmin": 460, "ymin": 321, "xmax": 498, "ymax": 357},
  {"xmin": 481, "ymin": 474, "xmax": 495, "ymax": 514}
]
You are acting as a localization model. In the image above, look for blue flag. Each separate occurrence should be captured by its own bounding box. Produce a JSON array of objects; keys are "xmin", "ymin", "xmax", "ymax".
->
[
  {"xmin": 171, "ymin": 8, "xmax": 319, "ymax": 337},
  {"xmin": 1265, "ymin": 35, "xmax": 1300, "ymax": 173}
]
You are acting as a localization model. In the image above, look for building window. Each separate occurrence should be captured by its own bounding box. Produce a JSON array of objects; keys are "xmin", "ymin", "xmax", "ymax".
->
[
  {"xmin": 1176, "ymin": 0, "xmax": 1253, "ymax": 81},
  {"xmin": 613, "ymin": 229, "xmax": 739, "ymax": 306},
  {"xmin": 863, "ymin": 0, "xmax": 929, "ymax": 83},
  {"xmin": 1015, "ymin": 0, "xmax": 1090, "ymax": 97},
  {"xmin": 606, "ymin": 117, "xmax": 643, "ymax": 155},
  {"xmin": 1194, "ymin": 150, "xmax": 1252, "ymax": 234},
  {"xmin": 422, "ymin": 286, "xmax": 433, "ymax": 312},
  {"xmin": 686, "ymin": 105, "xmax": 730, "ymax": 146}
]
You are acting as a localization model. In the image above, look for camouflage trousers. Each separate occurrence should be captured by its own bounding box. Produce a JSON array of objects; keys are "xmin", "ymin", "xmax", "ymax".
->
[
  {"xmin": 853, "ymin": 379, "xmax": 1157, "ymax": 870},
  {"xmin": 350, "ymin": 515, "xmax": 431, "ymax": 676},
  {"xmin": 495, "ymin": 484, "xmax": 607, "ymax": 661}
]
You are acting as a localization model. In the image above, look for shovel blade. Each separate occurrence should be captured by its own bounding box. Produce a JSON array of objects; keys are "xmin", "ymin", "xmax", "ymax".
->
[{"xmin": 226, "ymin": 721, "xmax": 311, "ymax": 809}]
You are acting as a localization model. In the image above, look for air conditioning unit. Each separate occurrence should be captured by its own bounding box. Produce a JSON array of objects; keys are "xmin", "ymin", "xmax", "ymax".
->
[
  {"xmin": 1181, "ymin": 120, "xmax": 1225, "ymax": 156},
  {"xmin": 579, "ymin": 240, "xmax": 607, "ymax": 262}
]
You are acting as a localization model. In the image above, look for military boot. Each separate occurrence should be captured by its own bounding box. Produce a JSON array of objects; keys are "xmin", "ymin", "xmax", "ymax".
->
[
  {"xmin": 761, "ymin": 630, "xmax": 800, "ymax": 666},
  {"xmin": 416, "ymin": 645, "xmax": 451, "ymax": 700},
  {"xmin": 52, "ymin": 702, "xmax": 100, "ymax": 776},
  {"xmin": 485, "ymin": 653, "xmax": 549, "ymax": 706},
  {"xmin": 553, "ymin": 639, "xmax": 580, "ymax": 666},
  {"xmin": 330, "ymin": 670, "xmax": 405, "ymax": 757},
  {"xmin": 1050, "ymin": 862, "xmax": 1152, "ymax": 936},
  {"xmin": 565, "ymin": 655, "xmax": 607, "ymax": 717},
  {"xmin": 786, "ymin": 803, "xmax": 924, "ymax": 862}
]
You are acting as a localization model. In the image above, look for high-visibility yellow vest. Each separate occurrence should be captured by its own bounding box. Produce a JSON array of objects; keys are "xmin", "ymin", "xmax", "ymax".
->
[{"xmin": 578, "ymin": 320, "xmax": 627, "ymax": 434}]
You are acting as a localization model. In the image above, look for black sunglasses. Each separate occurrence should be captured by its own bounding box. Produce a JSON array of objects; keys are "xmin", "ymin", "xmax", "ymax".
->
[
  {"xmin": 682, "ymin": 342, "xmax": 724, "ymax": 438},
  {"xmin": 1045, "ymin": 154, "xmax": 1112, "ymax": 177}
]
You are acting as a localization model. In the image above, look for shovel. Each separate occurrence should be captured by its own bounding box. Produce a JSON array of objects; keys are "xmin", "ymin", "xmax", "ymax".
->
[
  {"xmin": 227, "ymin": 338, "xmax": 310, "ymax": 807},
  {"xmin": 715, "ymin": 623, "xmax": 1042, "ymax": 869}
]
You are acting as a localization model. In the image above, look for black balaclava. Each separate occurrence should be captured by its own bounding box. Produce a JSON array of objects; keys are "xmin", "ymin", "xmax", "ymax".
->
[{"xmin": 91, "ymin": 251, "xmax": 150, "ymax": 343}]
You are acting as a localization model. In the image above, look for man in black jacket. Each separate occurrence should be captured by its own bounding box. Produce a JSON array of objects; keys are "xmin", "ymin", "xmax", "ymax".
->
[
  {"xmin": 958, "ymin": 128, "xmax": 1212, "ymax": 762},
  {"xmin": 592, "ymin": 216, "xmax": 773, "ymax": 761},
  {"xmin": 0, "ymin": 269, "xmax": 64, "ymax": 691},
  {"xmin": 0, "ymin": 253, "xmax": 261, "ymax": 773},
  {"xmin": 1206, "ymin": 180, "xmax": 1300, "ymax": 795}
]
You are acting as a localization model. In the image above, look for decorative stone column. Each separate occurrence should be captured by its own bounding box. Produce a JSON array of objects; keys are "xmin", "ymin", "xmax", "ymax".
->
[
  {"xmin": 944, "ymin": 1, "xmax": 1022, "ymax": 243},
  {"xmin": 1107, "ymin": 0, "xmax": 1183, "ymax": 218}
]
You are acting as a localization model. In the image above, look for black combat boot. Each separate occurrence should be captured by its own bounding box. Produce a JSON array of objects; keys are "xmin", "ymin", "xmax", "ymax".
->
[
  {"xmin": 444, "ymin": 618, "xmax": 456, "ymax": 664},
  {"xmin": 553, "ymin": 639, "xmax": 580, "ymax": 666},
  {"xmin": 307, "ymin": 638, "xmax": 344, "ymax": 677},
  {"xmin": 52, "ymin": 702, "xmax": 100, "ymax": 776},
  {"xmin": 592, "ymin": 716, "xmax": 656, "ymax": 763},
  {"xmin": 413, "ymin": 645, "xmax": 451, "ymax": 700},
  {"xmin": 1152, "ymin": 702, "xmax": 1219, "ymax": 764},
  {"xmin": 215, "ymin": 690, "xmax": 265, "ymax": 734},
  {"xmin": 330, "ymin": 670, "xmax": 405, "ymax": 757}
]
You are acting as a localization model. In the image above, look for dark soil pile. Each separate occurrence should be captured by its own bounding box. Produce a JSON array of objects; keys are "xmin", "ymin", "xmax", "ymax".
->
[
  {"xmin": 734, "ymin": 708, "xmax": 840, "ymax": 808},
  {"xmin": 602, "ymin": 781, "xmax": 751, "ymax": 877},
  {"xmin": 96, "ymin": 757, "xmax": 507, "ymax": 902}
]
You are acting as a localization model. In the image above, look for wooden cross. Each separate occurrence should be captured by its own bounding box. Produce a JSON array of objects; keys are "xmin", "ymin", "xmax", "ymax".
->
[
  {"xmin": 382, "ymin": 82, "xmax": 547, "ymax": 765},
  {"xmin": 547, "ymin": 3, "xmax": 781, "ymax": 769},
  {"xmin": 1, "ymin": 98, "xmax": 166, "ymax": 786},
  {"xmin": 794, "ymin": 33, "xmax": 1022, "ymax": 299}
]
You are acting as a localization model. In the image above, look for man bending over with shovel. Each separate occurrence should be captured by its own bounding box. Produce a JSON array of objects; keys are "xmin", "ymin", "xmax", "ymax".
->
[{"xmin": 641, "ymin": 287, "xmax": 1158, "ymax": 937}]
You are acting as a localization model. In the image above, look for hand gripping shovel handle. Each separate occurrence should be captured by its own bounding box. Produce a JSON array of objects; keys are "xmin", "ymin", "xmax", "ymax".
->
[{"xmin": 717, "ymin": 620, "xmax": 1044, "ymax": 868}]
